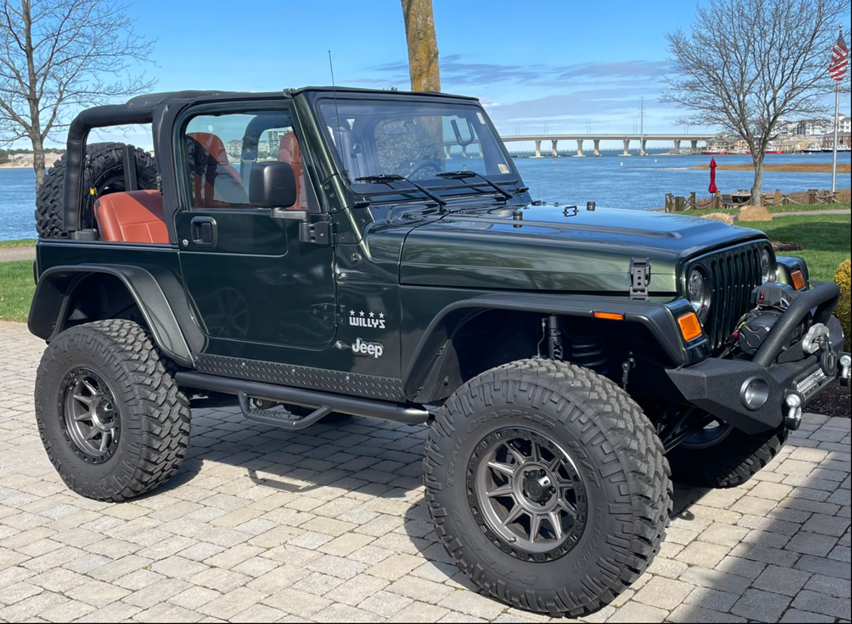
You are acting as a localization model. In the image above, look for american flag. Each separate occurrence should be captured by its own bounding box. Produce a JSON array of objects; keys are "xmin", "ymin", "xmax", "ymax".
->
[{"xmin": 829, "ymin": 33, "xmax": 849, "ymax": 82}]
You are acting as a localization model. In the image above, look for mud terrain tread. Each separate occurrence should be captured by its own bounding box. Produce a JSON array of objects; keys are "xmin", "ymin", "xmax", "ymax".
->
[
  {"xmin": 35, "ymin": 142, "xmax": 158, "ymax": 238},
  {"xmin": 424, "ymin": 358, "xmax": 672, "ymax": 617},
  {"xmin": 668, "ymin": 427, "xmax": 788, "ymax": 488},
  {"xmin": 35, "ymin": 319, "xmax": 190, "ymax": 502}
]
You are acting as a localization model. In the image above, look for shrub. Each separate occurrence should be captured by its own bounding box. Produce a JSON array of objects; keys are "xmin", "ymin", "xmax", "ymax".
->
[{"xmin": 835, "ymin": 258, "xmax": 851, "ymax": 351}]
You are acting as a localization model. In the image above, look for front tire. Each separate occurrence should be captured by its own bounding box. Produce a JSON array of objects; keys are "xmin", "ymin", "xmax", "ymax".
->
[
  {"xmin": 424, "ymin": 359, "xmax": 671, "ymax": 617},
  {"xmin": 667, "ymin": 423, "xmax": 788, "ymax": 488},
  {"xmin": 35, "ymin": 320, "xmax": 190, "ymax": 502}
]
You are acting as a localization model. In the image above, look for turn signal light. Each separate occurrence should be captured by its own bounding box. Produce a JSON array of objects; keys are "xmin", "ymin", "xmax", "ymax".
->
[
  {"xmin": 791, "ymin": 270, "xmax": 807, "ymax": 291},
  {"xmin": 678, "ymin": 312, "xmax": 703, "ymax": 342},
  {"xmin": 594, "ymin": 312, "xmax": 625, "ymax": 321}
]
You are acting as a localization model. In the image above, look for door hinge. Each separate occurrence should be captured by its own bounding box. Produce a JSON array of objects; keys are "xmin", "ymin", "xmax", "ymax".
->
[
  {"xmin": 630, "ymin": 258, "xmax": 651, "ymax": 301},
  {"xmin": 309, "ymin": 303, "xmax": 342, "ymax": 325}
]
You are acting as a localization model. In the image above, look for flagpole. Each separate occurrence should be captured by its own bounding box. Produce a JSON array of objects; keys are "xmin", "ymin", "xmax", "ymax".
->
[{"xmin": 831, "ymin": 79, "xmax": 839, "ymax": 195}]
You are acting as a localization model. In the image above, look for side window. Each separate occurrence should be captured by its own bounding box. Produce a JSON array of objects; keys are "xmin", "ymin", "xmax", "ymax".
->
[{"xmin": 182, "ymin": 109, "xmax": 310, "ymax": 210}]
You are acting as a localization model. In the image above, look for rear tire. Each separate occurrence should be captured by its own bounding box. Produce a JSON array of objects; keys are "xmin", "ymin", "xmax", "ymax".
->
[
  {"xmin": 424, "ymin": 358, "xmax": 671, "ymax": 617},
  {"xmin": 35, "ymin": 319, "xmax": 190, "ymax": 502},
  {"xmin": 35, "ymin": 143, "xmax": 158, "ymax": 238},
  {"xmin": 668, "ymin": 425, "xmax": 788, "ymax": 488}
]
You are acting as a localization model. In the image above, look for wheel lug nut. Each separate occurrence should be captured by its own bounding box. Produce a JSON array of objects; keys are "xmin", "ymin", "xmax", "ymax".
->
[
  {"xmin": 550, "ymin": 487, "xmax": 556, "ymax": 494},
  {"xmin": 540, "ymin": 469, "xmax": 546, "ymax": 476}
]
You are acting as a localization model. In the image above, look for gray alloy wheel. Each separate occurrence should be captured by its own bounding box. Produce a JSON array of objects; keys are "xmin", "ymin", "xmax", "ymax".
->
[
  {"xmin": 61, "ymin": 368, "xmax": 121, "ymax": 462},
  {"xmin": 471, "ymin": 428, "xmax": 587, "ymax": 561}
]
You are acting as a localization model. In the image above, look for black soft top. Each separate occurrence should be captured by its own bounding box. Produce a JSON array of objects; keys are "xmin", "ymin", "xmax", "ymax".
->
[{"xmin": 122, "ymin": 87, "xmax": 478, "ymax": 112}]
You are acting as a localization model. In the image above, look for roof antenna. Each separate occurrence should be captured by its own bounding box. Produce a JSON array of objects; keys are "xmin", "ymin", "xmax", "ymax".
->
[{"xmin": 328, "ymin": 50, "xmax": 343, "ymax": 173}]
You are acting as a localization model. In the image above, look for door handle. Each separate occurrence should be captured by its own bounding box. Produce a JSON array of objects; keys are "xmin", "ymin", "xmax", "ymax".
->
[{"xmin": 190, "ymin": 216, "xmax": 217, "ymax": 248}]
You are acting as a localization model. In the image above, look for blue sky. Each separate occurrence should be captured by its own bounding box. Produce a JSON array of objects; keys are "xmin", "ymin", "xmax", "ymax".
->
[{"xmin": 51, "ymin": 0, "xmax": 851, "ymax": 148}]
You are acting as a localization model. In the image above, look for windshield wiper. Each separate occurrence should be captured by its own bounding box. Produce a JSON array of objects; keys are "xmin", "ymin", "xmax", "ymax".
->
[
  {"xmin": 355, "ymin": 174, "xmax": 447, "ymax": 209},
  {"xmin": 436, "ymin": 170, "xmax": 514, "ymax": 201}
]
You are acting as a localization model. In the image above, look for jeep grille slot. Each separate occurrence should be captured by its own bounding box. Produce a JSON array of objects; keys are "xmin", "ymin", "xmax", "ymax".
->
[{"xmin": 704, "ymin": 244, "xmax": 764, "ymax": 352}]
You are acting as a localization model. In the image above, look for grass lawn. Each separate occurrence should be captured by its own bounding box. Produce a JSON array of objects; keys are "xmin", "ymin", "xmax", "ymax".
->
[
  {"xmin": 0, "ymin": 239, "xmax": 36, "ymax": 248},
  {"xmin": 740, "ymin": 213, "xmax": 851, "ymax": 282},
  {"xmin": 0, "ymin": 261, "xmax": 34, "ymax": 323},
  {"xmin": 685, "ymin": 202, "xmax": 851, "ymax": 217}
]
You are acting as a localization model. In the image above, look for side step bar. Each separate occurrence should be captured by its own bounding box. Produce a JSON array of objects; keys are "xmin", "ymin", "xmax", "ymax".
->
[
  {"xmin": 175, "ymin": 371, "xmax": 431, "ymax": 426},
  {"xmin": 238, "ymin": 392, "xmax": 331, "ymax": 431}
]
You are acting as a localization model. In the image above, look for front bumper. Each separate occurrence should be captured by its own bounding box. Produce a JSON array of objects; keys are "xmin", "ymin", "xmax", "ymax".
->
[{"xmin": 667, "ymin": 282, "xmax": 848, "ymax": 435}]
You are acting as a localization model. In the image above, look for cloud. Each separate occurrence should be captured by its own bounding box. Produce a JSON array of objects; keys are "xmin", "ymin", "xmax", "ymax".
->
[
  {"xmin": 553, "ymin": 60, "xmax": 673, "ymax": 81},
  {"xmin": 365, "ymin": 55, "xmax": 671, "ymax": 89},
  {"xmin": 357, "ymin": 55, "xmax": 681, "ymax": 133}
]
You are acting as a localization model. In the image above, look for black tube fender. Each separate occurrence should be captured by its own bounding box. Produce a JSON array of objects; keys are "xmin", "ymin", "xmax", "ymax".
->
[
  {"xmin": 402, "ymin": 292, "xmax": 709, "ymax": 401},
  {"xmin": 28, "ymin": 264, "xmax": 195, "ymax": 368}
]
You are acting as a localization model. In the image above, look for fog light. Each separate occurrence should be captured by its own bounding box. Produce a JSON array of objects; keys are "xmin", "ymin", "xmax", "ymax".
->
[
  {"xmin": 740, "ymin": 377, "xmax": 770, "ymax": 410},
  {"xmin": 784, "ymin": 394, "xmax": 803, "ymax": 430}
]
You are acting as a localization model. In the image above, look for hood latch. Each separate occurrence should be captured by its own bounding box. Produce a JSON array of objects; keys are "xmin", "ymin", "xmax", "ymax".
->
[{"xmin": 630, "ymin": 258, "xmax": 651, "ymax": 301}]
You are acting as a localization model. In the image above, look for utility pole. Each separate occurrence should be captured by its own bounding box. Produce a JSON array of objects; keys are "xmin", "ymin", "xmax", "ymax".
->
[{"xmin": 639, "ymin": 97, "xmax": 645, "ymax": 156}]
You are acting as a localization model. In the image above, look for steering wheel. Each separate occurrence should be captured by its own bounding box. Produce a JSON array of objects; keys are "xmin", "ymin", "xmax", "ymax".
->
[{"xmin": 407, "ymin": 159, "xmax": 442, "ymax": 179}]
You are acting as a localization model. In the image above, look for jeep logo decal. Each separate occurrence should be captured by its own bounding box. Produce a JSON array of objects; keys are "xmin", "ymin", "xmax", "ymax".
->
[
  {"xmin": 349, "ymin": 310, "xmax": 386, "ymax": 330},
  {"xmin": 352, "ymin": 338, "xmax": 384, "ymax": 359}
]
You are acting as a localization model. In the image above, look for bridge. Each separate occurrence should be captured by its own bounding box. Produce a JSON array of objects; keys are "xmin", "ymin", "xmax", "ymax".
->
[{"xmin": 500, "ymin": 133, "xmax": 717, "ymax": 157}]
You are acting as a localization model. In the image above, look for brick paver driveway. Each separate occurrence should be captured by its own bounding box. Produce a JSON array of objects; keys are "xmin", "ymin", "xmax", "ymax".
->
[{"xmin": 0, "ymin": 320, "xmax": 849, "ymax": 623}]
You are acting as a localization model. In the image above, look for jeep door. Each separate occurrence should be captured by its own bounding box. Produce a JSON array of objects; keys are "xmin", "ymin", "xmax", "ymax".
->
[{"xmin": 174, "ymin": 102, "xmax": 336, "ymax": 354}]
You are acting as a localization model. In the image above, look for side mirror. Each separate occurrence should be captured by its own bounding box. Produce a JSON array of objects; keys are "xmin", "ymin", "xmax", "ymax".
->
[{"xmin": 249, "ymin": 161, "xmax": 297, "ymax": 209}]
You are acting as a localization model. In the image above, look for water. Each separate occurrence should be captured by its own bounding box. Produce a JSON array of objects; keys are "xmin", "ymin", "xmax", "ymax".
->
[
  {"xmin": 0, "ymin": 168, "xmax": 38, "ymax": 240},
  {"xmin": 1, "ymin": 151, "xmax": 850, "ymax": 240},
  {"xmin": 513, "ymin": 150, "xmax": 852, "ymax": 208}
]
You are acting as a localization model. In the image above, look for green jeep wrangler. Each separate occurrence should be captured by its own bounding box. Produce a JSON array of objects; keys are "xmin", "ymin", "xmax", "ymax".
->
[{"xmin": 28, "ymin": 87, "xmax": 850, "ymax": 616}]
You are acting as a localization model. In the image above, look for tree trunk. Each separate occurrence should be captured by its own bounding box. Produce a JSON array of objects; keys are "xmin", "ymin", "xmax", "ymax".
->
[
  {"xmin": 749, "ymin": 153, "xmax": 764, "ymax": 206},
  {"xmin": 400, "ymin": 0, "xmax": 441, "ymax": 92},
  {"xmin": 31, "ymin": 135, "xmax": 46, "ymax": 192}
]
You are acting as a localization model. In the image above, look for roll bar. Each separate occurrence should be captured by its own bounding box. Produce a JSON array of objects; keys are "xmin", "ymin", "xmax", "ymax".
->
[
  {"xmin": 63, "ymin": 105, "xmax": 156, "ymax": 233},
  {"xmin": 63, "ymin": 91, "xmax": 231, "ymax": 234}
]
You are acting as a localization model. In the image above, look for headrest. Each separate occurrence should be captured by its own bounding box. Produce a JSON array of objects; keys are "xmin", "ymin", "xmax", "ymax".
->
[{"xmin": 278, "ymin": 133, "xmax": 302, "ymax": 164}]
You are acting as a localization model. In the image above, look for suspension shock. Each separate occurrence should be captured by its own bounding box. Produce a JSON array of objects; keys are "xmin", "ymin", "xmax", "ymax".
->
[{"xmin": 545, "ymin": 315, "xmax": 563, "ymax": 360}]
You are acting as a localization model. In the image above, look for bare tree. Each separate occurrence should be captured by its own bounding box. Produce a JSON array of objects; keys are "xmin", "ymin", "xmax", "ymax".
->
[
  {"xmin": 665, "ymin": 0, "xmax": 850, "ymax": 204},
  {"xmin": 0, "ymin": 0, "xmax": 154, "ymax": 190},
  {"xmin": 400, "ymin": 0, "xmax": 440, "ymax": 92}
]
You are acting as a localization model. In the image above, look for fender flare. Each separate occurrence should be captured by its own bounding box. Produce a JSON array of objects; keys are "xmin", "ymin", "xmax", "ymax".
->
[
  {"xmin": 402, "ymin": 292, "xmax": 707, "ymax": 400},
  {"xmin": 28, "ymin": 264, "xmax": 195, "ymax": 367}
]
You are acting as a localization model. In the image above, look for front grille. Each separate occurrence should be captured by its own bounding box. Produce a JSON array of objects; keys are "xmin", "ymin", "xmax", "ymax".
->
[{"xmin": 692, "ymin": 243, "xmax": 765, "ymax": 351}]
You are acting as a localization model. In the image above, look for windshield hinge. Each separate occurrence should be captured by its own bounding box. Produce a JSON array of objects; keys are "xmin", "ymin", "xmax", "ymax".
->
[
  {"xmin": 299, "ymin": 220, "xmax": 333, "ymax": 246},
  {"xmin": 630, "ymin": 258, "xmax": 651, "ymax": 301}
]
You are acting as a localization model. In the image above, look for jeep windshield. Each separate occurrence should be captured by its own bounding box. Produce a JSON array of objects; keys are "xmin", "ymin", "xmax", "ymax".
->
[{"xmin": 317, "ymin": 98, "xmax": 518, "ymax": 201}]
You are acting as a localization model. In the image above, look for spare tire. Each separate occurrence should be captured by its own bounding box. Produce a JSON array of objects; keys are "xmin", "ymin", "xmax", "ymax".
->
[{"xmin": 35, "ymin": 143, "xmax": 158, "ymax": 238}]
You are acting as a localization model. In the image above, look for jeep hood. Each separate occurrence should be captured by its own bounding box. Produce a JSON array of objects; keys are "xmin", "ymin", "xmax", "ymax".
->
[{"xmin": 399, "ymin": 205, "xmax": 766, "ymax": 294}]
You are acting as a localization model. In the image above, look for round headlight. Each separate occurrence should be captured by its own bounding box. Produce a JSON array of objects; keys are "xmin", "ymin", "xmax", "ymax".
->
[
  {"xmin": 761, "ymin": 248, "xmax": 775, "ymax": 283},
  {"xmin": 688, "ymin": 268, "xmax": 711, "ymax": 320}
]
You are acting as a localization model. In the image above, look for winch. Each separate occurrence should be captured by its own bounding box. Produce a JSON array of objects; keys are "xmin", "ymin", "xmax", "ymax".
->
[{"xmin": 736, "ymin": 283, "xmax": 808, "ymax": 356}]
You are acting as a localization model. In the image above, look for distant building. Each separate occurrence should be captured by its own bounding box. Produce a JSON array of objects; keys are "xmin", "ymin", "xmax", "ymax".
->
[
  {"xmin": 226, "ymin": 140, "xmax": 242, "ymax": 158},
  {"xmin": 795, "ymin": 119, "xmax": 831, "ymax": 136},
  {"xmin": 837, "ymin": 115, "xmax": 851, "ymax": 135},
  {"xmin": 266, "ymin": 129, "xmax": 293, "ymax": 158},
  {"xmin": 225, "ymin": 138, "xmax": 271, "ymax": 159},
  {"xmin": 821, "ymin": 132, "xmax": 851, "ymax": 149}
]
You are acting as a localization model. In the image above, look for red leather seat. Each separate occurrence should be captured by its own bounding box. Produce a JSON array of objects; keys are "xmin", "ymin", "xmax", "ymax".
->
[
  {"xmin": 278, "ymin": 133, "xmax": 308, "ymax": 210},
  {"xmin": 186, "ymin": 132, "xmax": 246, "ymax": 207},
  {"xmin": 95, "ymin": 190, "xmax": 168, "ymax": 244}
]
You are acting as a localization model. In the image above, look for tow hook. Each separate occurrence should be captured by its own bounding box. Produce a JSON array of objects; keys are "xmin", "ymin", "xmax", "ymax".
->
[
  {"xmin": 840, "ymin": 353, "xmax": 851, "ymax": 387},
  {"xmin": 784, "ymin": 394, "xmax": 803, "ymax": 431}
]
